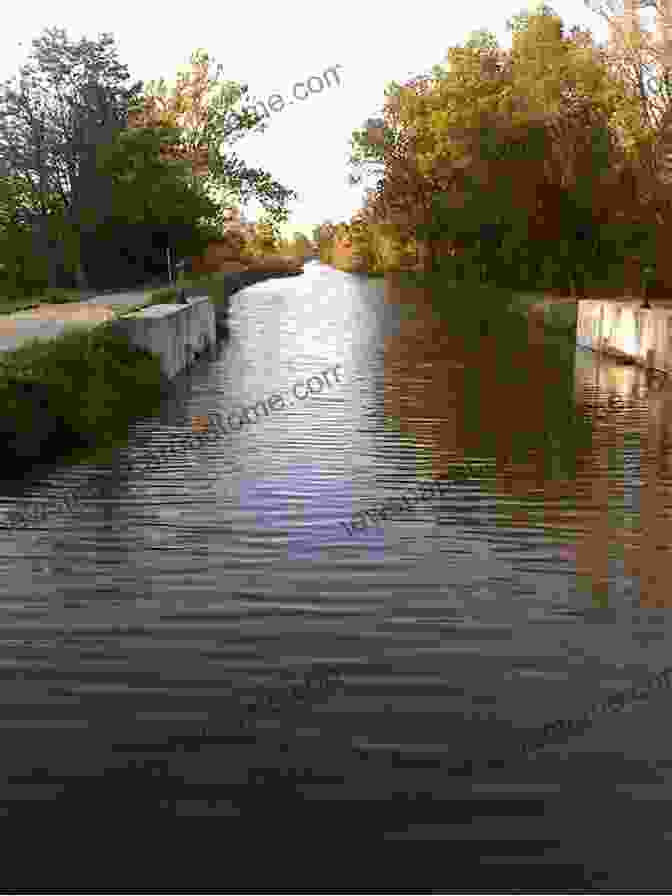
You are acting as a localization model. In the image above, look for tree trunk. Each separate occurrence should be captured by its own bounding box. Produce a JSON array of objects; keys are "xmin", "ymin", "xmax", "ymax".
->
[{"xmin": 73, "ymin": 260, "xmax": 88, "ymax": 291}]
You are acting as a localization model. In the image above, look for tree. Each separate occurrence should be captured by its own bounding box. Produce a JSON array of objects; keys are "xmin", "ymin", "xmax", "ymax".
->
[
  {"xmin": 0, "ymin": 171, "xmax": 51, "ymax": 297},
  {"xmin": 247, "ymin": 215, "xmax": 281, "ymax": 256},
  {"xmin": 342, "ymin": 5, "xmax": 665, "ymax": 288},
  {"xmin": 313, "ymin": 220, "xmax": 338, "ymax": 263},
  {"xmin": 348, "ymin": 73, "xmax": 453, "ymax": 271},
  {"xmin": 82, "ymin": 125, "xmax": 221, "ymax": 287},
  {"xmin": 127, "ymin": 49, "xmax": 298, "ymax": 228},
  {"xmin": 289, "ymin": 232, "xmax": 311, "ymax": 260},
  {"xmin": 0, "ymin": 27, "xmax": 145, "ymax": 288}
]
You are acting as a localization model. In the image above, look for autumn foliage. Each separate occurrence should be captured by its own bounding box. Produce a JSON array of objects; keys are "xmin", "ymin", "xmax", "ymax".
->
[
  {"xmin": 127, "ymin": 51, "xmax": 214, "ymax": 177},
  {"xmin": 334, "ymin": 6, "xmax": 672, "ymax": 296}
]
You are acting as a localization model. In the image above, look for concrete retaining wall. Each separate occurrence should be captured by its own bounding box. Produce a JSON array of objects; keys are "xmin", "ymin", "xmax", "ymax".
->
[
  {"xmin": 109, "ymin": 296, "xmax": 215, "ymax": 380},
  {"xmin": 181, "ymin": 269, "xmax": 303, "ymax": 335},
  {"xmin": 104, "ymin": 270, "xmax": 303, "ymax": 377},
  {"xmin": 577, "ymin": 299, "xmax": 672, "ymax": 375}
]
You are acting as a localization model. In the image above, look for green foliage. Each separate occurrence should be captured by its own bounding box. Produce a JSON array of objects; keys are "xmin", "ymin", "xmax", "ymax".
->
[
  {"xmin": 0, "ymin": 29, "xmax": 298, "ymax": 293},
  {"xmin": 130, "ymin": 48, "xmax": 298, "ymax": 227},
  {"xmin": 342, "ymin": 5, "xmax": 661, "ymax": 287},
  {"xmin": 0, "ymin": 174, "xmax": 48, "ymax": 297},
  {"xmin": 417, "ymin": 159, "xmax": 659, "ymax": 294},
  {"xmin": 0, "ymin": 28, "xmax": 143, "ymax": 292},
  {"xmin": 39, "ymin": 288, "xmax": 91, "ymax": 303},
  {"xmin": 393, "ymin": 273, "xmax": 591, "ymax": 481},
  {"xmin": 478, "ymin": 124, "xmax": 548, "ymax": 162},
  {"xmin": 288, "ymin": 232, "xmax": 312, "ymax": 260},
  {"xmin": 506, "ymin": 2, "xmax": 559, "ymax": 33},
  {"xmin": 149, "ymin": 286, "xmax": 181, "ymax": 303},
  {"xmin": 0, "ymin": 27, "xmax": 144, "ymax": 208},
  {"xmin": 71, "ymin": 127, "xmax": 222, "ymax": 286},
  {"xmin": 464, "ymin": 28, "xmax": 500, "ymax": 51},
  {"xmin": 347, "ymin": 117, "xmax": 388, "ymax": 187},
  {"xmin": 0, "ymin": 321, "xmax": 165, "ymax": 472},
  {"xmin": 0, "ymin": 224, "xmax": 50, "ymax": 299}
]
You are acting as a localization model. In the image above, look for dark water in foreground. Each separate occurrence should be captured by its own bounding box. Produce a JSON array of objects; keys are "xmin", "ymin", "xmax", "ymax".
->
[{"xmin": 1, "ymin": 263, "xmax": 672, "ymax": 890}]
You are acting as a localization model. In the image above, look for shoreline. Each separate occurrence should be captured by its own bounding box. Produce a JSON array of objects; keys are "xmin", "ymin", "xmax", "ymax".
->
[{"xmin": 1, "ymin": 266, "xmax": 305, "ymax": 481}]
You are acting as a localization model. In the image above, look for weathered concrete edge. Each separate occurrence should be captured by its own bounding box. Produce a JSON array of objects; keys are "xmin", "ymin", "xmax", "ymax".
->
[
  {"xmin": 0, "ymin": 269, "xmax": 304, "ymax": 480},
  {"xmin": 182, "ymin": 268, "xmax": 303, "ymax": 324},
  {"xmin": 576, "ymin": 300, "xmax": 672, "ymax": 377},
  {"xmin": 108, "ymin": 296, "xmax": 216, "ymax": 380}
]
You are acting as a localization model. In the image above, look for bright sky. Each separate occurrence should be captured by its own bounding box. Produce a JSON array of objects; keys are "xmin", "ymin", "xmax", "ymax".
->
[{"xmin": 0, "ymin": 0, "xmax": 612, "ymax": 239}]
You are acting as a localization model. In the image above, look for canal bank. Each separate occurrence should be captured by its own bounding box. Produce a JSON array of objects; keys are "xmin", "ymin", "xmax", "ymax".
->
[{"xmin": 0, "ymin": 267, "xmax": 304, "ymax": 478}]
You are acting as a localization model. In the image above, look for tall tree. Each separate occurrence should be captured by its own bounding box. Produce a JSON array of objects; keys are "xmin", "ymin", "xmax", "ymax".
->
[
  {"xmin": 343, "ymin": 7, "xmax": 665, "ymax": 289},
  {"xmin": 86, "ymin": 125, "xmax": 222, "ymax": 287},
  {"xmin": 0, "ymin": 27, "xmax": 145, "ymax": 288},
  {"xmin": 127, "ymin": 50, "xmax": 298, "ymax": 228}
]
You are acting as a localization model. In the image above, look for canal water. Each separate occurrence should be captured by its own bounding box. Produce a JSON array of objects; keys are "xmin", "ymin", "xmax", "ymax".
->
[{"xmin": 1, "ymin": 261, "xmax": 672, "ymax": 889}]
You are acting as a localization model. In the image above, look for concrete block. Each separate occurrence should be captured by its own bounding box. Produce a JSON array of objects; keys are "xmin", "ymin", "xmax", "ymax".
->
[
  {"xmin": 109, "ymin": 296, "xmax": 215, "ymax": 380},
  {"xmin": 577, "ymin": 299, "xmax": 672, "ymax": 375}
]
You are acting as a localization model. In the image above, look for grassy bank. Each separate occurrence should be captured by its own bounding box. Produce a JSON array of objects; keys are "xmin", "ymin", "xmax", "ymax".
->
[
  {"xmin": 0, "ymin": 264, "xmax": 306, "ymax": 480},
  {"xmin": 0, "ymin": 257, "xmax": 304, "ymax": 317},
  {"xmin": 388, "ymin": 271, "xmax": 578, "ymax": 340},
  {"xmin": 151, "ymin": 267, "xmax": 303, "ymax": 310},
  {"xmin": 0, "ymin": 321, "xmax": 168, "ymax": 479}
]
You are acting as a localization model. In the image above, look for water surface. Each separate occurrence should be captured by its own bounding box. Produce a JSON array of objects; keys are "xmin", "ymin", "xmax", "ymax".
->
[{"xmin": 1, "ymin": 263, "xmax": 671, "ymax": 889}]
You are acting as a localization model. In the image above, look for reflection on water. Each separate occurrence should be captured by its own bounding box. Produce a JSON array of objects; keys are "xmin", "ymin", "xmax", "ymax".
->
[
  {"xmin": 384, "ymin": 280, "xmax": 672, "ymax": 612},
  {"xmin": 2, "ymin": 265, "xmax": 672, "ymax": 887},
  {"xmin": 572, "ymin": 352, "xmax": 672, "ymax": 609}
]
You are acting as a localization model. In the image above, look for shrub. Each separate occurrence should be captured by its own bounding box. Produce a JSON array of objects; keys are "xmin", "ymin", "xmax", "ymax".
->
[
  {"xmin": 150, "ymin": 286, "xmax": 180, "ymax": 303},
  {"xmin": 0, "ymin": 322, "xmax": 166, "ymax": 474},
  {"xmin": 39, "ymin": 288, "xmax": 85, "ymax": 304}
]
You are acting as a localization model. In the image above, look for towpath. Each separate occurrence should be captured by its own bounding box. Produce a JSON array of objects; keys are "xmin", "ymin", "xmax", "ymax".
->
[{"xmin": 0, "ymin": 287, "xmax": 158, "ymax": 354}]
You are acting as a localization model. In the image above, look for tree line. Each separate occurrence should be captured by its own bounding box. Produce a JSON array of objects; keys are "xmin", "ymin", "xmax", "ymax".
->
[
  {"xmin": 0, "ymin": 29, "xmax": 302, "ymax": 298},
  {"xmin": 314, "ymin": 2, "xmax": 672, "ymax": 299}
]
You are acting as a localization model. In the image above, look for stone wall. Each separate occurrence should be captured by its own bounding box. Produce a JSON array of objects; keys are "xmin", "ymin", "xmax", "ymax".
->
[{"xmin": 109, "ymin": 296, "xmax": 216, "ymax": 380}]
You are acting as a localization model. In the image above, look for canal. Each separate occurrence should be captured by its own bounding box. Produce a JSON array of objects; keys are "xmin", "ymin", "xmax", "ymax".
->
[{"xmin": 1, "ymin": 261, "xmax": 672, "ymax": 889}]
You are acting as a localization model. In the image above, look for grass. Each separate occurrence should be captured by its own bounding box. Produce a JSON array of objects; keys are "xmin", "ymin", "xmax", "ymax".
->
[
  {"xmin": 391, "ymin": 270, "xmax": 579, "ymax": 335},
  {"xmin": 0, "ymin": 262, "xmax": 306, "ymax": 477},
  {"xmin": 0, "ymin": 320, "xmax": 167, "ymax": 475},
  {"xmin": 0, "ymin": 298, "xmax": 44, "ymax": 315},
  {"xmin": 0, "ymin": 262, "xmax": 305, "ymax": 317}
]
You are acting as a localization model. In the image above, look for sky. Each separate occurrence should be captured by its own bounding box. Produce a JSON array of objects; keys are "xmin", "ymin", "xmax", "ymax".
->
[{"xmin": 0, "ymin": 0, "xmax": 614, "ymax": 239}]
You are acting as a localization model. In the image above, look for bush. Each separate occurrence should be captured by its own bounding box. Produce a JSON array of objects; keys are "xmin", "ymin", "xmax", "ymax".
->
[
  {"xmin": 150, "ymin": 286, "xmax": 180, "ymax": 303},
  {"xmin": 0, "ymin": 322, "xmax": 166, "ymax": 475},
  {"xmin": 39, "ymin": 288, "xmax": 85, "ymax": 304}
]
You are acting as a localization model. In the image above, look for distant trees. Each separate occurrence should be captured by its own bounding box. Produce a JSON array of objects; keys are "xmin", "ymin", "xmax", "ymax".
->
[
  {"xmin": 288, "ymin": 232, "xmax": 312, "ymax": 261},
  {"xmin": 246, "ymin": 215, "xmax": 281, "ymax": 257},
  {"xmin": 313, "ymin": 220, "xmax": 337, "ymax": 263}
]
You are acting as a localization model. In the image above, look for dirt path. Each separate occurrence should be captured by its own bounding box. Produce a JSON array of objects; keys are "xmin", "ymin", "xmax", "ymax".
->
[{"xmin": 0, "ymin": 302, "xmax": 117, "ymax": 336}]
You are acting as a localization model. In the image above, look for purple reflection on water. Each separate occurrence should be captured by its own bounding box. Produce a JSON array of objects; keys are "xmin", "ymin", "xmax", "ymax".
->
[{"xmin": 238, "ymin": 463, "xmax": 385, "ymax": 560}]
